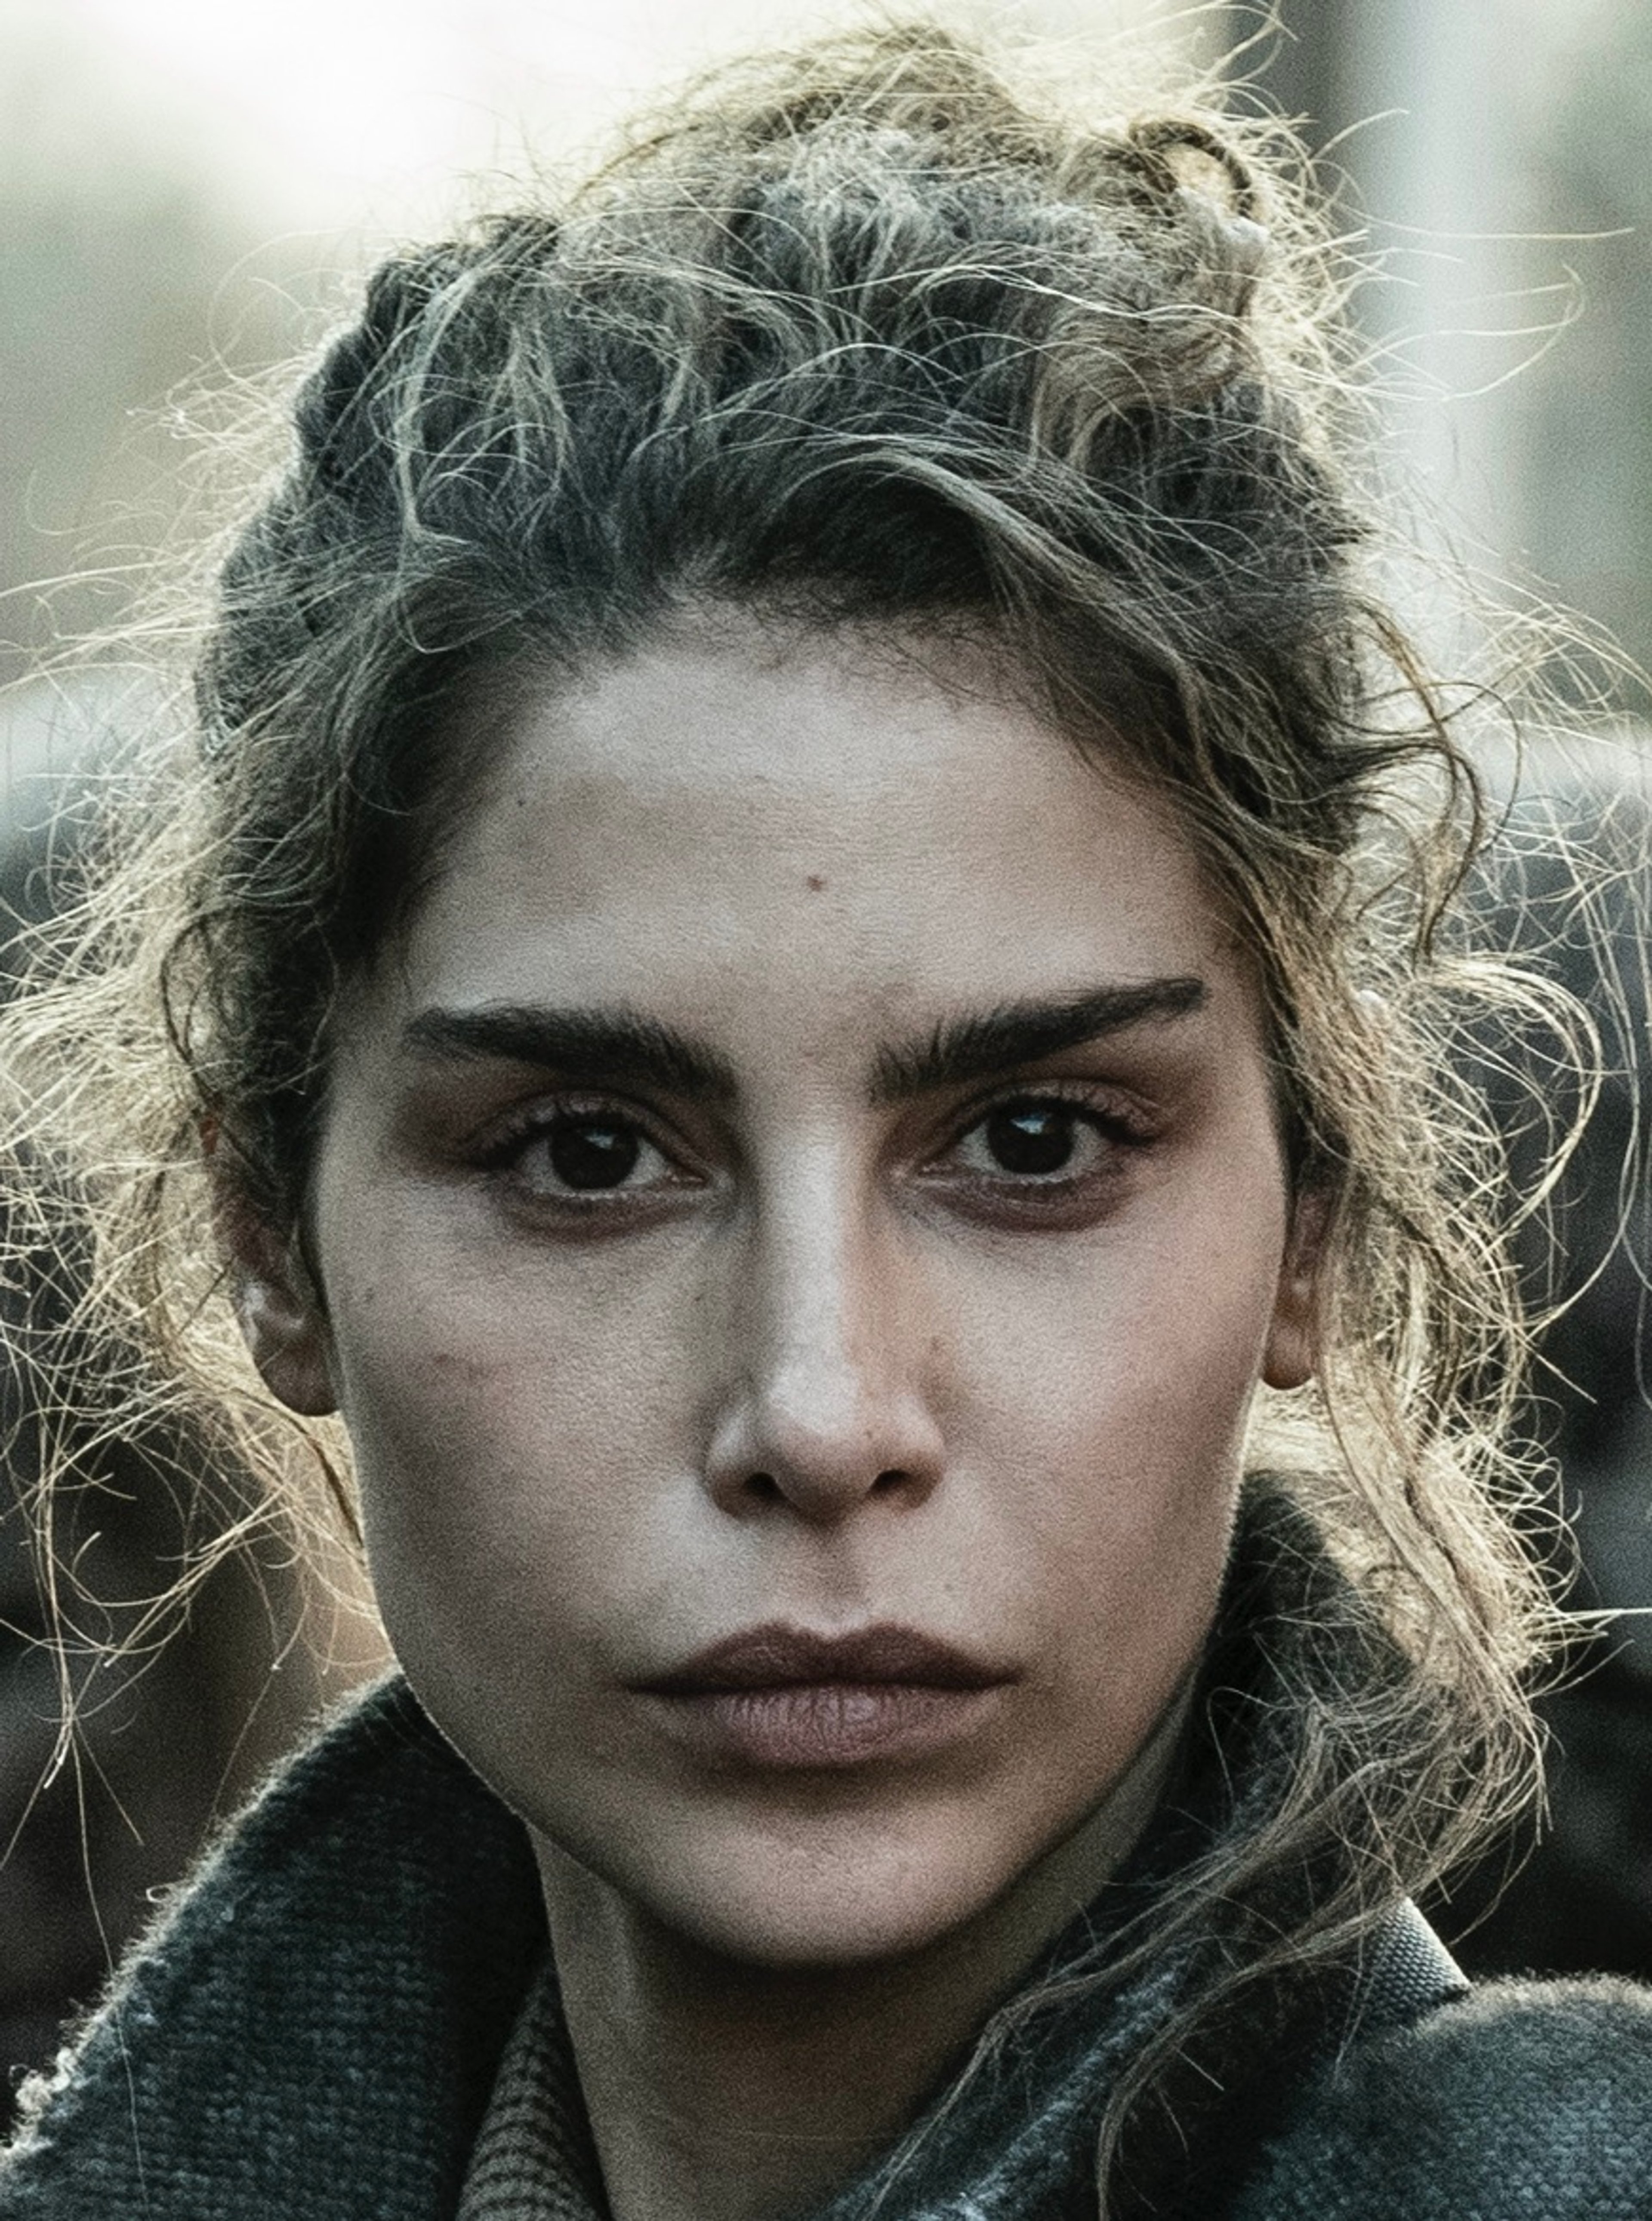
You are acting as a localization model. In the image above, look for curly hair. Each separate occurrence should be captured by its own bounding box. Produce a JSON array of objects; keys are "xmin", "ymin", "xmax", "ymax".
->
[{"xmin": 1, "ymin": 20, "xmax": 1605, "ymax": 2212}]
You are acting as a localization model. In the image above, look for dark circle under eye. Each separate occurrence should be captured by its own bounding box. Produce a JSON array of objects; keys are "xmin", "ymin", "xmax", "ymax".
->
[
  {"xmin": 547, "ymin": 1117, "xmax": 641, "ymax": 1191},
  {"xmin": 983, "ymin": 1103, "xmax": 1079, "ymax": 1177}
]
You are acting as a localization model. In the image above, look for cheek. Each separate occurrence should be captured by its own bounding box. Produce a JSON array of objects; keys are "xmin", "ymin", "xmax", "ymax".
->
[
  {"xmin": 936, "ymin": 1186, "xmax": 1285, "ymax": 1477},
  {"xmin": 929, "ymin": 1186, "xmax": 1281, "ymax": 1646},
  {"xmin": 320, "ymin": 1227, "xmax": 702, "ymax": 1680}
]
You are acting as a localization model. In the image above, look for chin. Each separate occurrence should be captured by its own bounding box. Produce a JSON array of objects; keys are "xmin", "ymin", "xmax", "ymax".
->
[
  {"xmin": 666, "ymin": 1889, "xmax": 989, "ymax": 1973},
  {"xmin": 624, "ymin": 1819, "xmax": 1020, "ymax": 1972}
]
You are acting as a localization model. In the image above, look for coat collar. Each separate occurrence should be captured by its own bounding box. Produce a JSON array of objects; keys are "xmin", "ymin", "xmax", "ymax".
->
[{"xmin": 3, "ymin": 1482, "xmax": 1460, "ymax": 2221}]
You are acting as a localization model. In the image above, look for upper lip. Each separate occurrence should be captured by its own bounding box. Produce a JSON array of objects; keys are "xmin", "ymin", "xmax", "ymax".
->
[{"xmin": 638, "ymin": 1623, "xmax": 1009, "ymax": 1694}]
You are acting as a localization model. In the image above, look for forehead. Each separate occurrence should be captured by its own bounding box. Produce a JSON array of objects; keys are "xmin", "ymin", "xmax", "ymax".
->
[{"xmin": 397, "ymin": 618, "xmax": 1240, "ymax": 1033}]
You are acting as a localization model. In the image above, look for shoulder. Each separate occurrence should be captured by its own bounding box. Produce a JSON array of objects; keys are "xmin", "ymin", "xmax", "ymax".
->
[
  {"xmin": 0, "ymin": 1675, "xmax": 542, "ymax": 2221},
  {"xmin": 1234, "ymin": 1973, "xmax": 1652, "ymax": 2221}
]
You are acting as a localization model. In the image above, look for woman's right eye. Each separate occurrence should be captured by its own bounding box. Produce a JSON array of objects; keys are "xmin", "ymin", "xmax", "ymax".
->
[
  {"xmin": 494, "ymin": 1109, "xmax": 681, "ymax": 1201},
  {"xmin": 541, "ymin": 1115, "xmax": 646, "ymax": 1192}
]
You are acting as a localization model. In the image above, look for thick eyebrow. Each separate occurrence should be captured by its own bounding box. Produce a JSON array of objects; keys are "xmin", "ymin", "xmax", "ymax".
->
[
  {"xmin": 871, "ymin": 977, "xmax": 1208, "ymax": 1102},
  {"xmin": 401, "ymin": 976, "xmax": 1206, "ymax": 1109},
  {"xmin": 400, "ymin": 1003, "xmax": 738, "ymax": 1104}
]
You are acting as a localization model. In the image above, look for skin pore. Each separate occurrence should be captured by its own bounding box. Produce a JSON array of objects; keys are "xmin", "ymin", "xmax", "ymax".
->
[{"xmin": 232, "ymin": 614, "xmax": 1318, "ymax": 2221}]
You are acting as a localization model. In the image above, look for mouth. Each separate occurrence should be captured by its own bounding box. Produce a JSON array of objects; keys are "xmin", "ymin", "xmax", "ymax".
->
[{"xmin": 634, "ymin": 1623, "xmax": 1014, "ymax": 1769}]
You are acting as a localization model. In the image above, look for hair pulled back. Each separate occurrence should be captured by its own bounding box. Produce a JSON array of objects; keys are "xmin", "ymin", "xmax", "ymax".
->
[{"xmin": 3, "ymin": 22, "xmax": 1594, "ymax": 2214}]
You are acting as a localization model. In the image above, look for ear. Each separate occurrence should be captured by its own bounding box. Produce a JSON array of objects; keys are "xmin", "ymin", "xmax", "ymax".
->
[
  {"xmin": 213, "ymin": 1170, "xmax": 338, "ymax": 1418},
  {"xmin": 1263, "ymin": 1183, "xmax": 1331, "ymax": 1392}
]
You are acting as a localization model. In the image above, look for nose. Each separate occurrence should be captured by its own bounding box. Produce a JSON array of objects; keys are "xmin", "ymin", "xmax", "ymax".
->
[{"xmin": 702, "ymin": 1167, "xmax": 945, "ymax": 1523}]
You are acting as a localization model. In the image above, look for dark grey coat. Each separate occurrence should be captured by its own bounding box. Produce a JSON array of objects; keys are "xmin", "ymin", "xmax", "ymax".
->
[{"xmin": 7, "ymin": 1518, "xmax": 1652, "ymax": 2221}]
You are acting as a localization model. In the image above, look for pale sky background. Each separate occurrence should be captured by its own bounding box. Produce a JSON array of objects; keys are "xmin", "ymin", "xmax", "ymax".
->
[
  {"xmin": 6, "ymin": 0, "xmax": 1622, "ymax": 429},
  {"xmin": 3, "ymin": 0, "xmax": 1648, "ymax": 675},
  {"xmin": 8, "ymin": 0, "xmax": 1606, "ymax": 225},
  {"xmin": 10, "ymin": 0, "xmax": 1192, "ymax": 237}
]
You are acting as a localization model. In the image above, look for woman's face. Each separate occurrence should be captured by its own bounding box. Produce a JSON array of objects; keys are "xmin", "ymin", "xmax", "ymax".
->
[{"xmin": 242, "ymin": 616, "xmax": 1316, "ymax": 1968}]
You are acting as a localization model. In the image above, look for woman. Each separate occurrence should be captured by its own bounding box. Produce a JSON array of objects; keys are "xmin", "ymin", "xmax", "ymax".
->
[{"xmin": 3, "ymin": 23, "xmax": 1649, "ymax": 2220}]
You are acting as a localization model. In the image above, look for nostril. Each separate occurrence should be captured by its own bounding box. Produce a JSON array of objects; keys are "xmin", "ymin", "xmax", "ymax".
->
[{"xmin": 703, "ymin": 1392, "xmax": 946, "ymax": 1517}]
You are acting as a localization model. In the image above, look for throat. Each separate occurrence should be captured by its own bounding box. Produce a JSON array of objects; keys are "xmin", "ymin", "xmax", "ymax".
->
[{"xmin": 530, "ymin": 1686, "xmax": 1192, "ymax": 2221}]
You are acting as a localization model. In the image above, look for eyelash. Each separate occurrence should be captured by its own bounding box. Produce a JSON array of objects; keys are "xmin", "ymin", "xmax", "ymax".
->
[
  {"xmin": 470, "ymin": 1082, "xmax": 1155, "ymax": 1221},
  {"xmin": 473, "ymin": 1093, "xmax": 687, "ymax": 1208},
  {"xmin": 926, "ymin": 1084, "xmax": 1155, "ymax": 1220}
]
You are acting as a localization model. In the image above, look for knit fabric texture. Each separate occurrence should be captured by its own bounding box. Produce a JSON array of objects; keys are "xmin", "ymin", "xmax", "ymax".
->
[
  {"xmin": 1232, "ymin": 1975, "xmax": 1652, "ymax": 2221},
  {"xmin": 0, "ymin": 1681, "xmax": 544, "ymax": 2220},
  {"xmin": 453, "ymin": 1886, "xmax": 1652, "ymax": 2221},
  {"xmin": 455, "ymin": 1954, "xmax": 607, "ymax": 2221},
  {"xmin": 454, "ymin": 1913, "xmax": 1198, "ymax": 2221}
]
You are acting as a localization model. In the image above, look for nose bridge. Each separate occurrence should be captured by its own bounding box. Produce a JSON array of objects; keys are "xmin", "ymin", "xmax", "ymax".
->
[
  {"xmin": 703, "ymin": 1137, "xmax": 942, "ymax": 1519},
  {"xmin": 762, "ymin": 1143, "xmax": 878, "ymax": 1390}
]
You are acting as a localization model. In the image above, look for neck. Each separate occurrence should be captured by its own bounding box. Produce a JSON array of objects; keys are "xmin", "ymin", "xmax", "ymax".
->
[{"xmin": 534, "ymin": 1685, "xmax": 1191, "ymax": 2221}]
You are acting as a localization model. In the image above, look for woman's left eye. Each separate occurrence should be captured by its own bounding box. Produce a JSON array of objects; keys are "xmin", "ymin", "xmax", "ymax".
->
[{"xmin": 947, "ymin": 1097, "xmax": 1131, "ymax": 1183}]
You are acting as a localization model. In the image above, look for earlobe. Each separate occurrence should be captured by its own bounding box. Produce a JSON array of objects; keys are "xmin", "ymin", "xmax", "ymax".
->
[
  {"xmin": 213, "ymin": 1174, "xmax": 338, "ymax": 1418},
  {"xmin": 235, "ymin": 1265, "xmax": 339, "ymax": 1417},
  {"xmin": 1262, "ymin": 1185, "xmax": 1330, "ymax": 1392}
]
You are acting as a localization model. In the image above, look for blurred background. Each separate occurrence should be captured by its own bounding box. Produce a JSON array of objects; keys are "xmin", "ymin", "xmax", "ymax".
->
[{"xmin": 1, "ymin": 0, "xmax": 1649, "ymax": 2125}]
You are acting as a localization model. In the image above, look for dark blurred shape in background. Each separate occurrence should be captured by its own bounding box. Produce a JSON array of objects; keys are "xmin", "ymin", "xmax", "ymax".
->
[
  {"xmin": 0, "ymin": 684, "xmax": 385, "ymax": 2132},
  {"xmin": 1420, "ymin": 759, "xmax": 1652, "ymax": 1975},
  {"xmin": 1246, "ymin": 0, "xmax": 1652, "ymax": 1974}
]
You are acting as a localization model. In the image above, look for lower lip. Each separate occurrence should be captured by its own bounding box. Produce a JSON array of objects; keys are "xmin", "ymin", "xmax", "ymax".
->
[{"xmin": 643, "ymin": 1682, "xmax": 1005, "ymax": 1768}]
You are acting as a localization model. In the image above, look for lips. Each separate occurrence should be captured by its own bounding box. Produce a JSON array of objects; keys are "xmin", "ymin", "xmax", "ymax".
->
[
  {"xmin": 643, "ymin": 1623, "xmax": 1005, "ymax": 1694},
  {"xmin": 635, "ymin": 1623, "xmax": 1012, "ymax": 1768}
]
